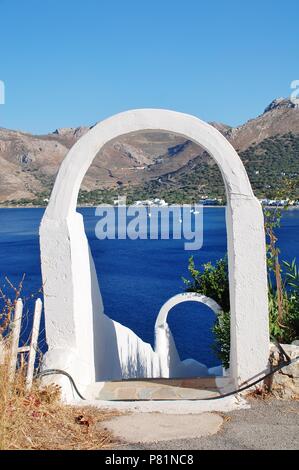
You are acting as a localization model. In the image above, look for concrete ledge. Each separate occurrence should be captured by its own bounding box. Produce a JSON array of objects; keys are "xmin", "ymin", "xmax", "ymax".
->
[{"xmin": 72, "ymin": 395, "xmax": 249, "ymax": 414}]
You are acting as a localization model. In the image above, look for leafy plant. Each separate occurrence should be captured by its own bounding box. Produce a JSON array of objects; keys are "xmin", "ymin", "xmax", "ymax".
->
[
  {"xmin": 184, "ymin": 209, "xmax": 299, "ymax": 368},
  {"xmin": 212, "ymin": 311, "xmax": 230, "ymax": 369},
  {"xmin": 284, "ymin": 258, "xmax": 299, "ymax": 291},
  {"xmin": 183, "ymin": 256, "xmax": 231, "ymax": 368},
  {"xmin": 183, "ymin": 256, "xmax": 230, "ymax": 312}
]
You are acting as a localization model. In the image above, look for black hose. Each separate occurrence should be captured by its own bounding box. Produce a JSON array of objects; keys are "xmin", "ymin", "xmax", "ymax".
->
[
  {"xmin": 36, "ymin": 369, "xmax": 86, "ymax": 400},
  {"xmin": 270, "ymin": 335, "xmax": 291, "ymax": 363},
  {"xmin": 200, "ymin": 355, "xmax": 298, "ymax": 401},
  {"xmin": 36, "ymin": 353, "xmax": 299, "ymax": 402}
]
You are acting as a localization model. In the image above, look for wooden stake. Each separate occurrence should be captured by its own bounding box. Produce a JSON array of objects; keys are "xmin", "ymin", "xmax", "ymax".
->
[
  {"xmin": 9, "ymin": 299, "xmax": 23, "ymax": 381},
  {"xmin": 26, "ymin": 299, "xmax": 42, "ymax": 391}
]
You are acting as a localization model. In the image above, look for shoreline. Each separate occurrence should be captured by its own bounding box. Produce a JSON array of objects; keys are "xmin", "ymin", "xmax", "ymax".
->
[
  {"xmin": 1, "ymin": 204, "xmax": 299, "ymax": 210},
  {"xmin": 0, "ymin": 204, "xmax": 227, "ymax": 209}
]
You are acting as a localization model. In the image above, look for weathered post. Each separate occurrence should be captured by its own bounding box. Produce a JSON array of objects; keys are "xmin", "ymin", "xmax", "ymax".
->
[
  {"xmin": 9, "ymin": 299, "xmax": 23, "ymax": 381},
  {"xmin": 26, "ymin": 299, "xmax": 42, "ymax": 390}
]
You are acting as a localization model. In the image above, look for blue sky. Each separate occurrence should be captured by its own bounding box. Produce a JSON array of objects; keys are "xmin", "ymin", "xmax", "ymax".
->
[{"xmin": 0, "ymin": 0, "xmax": 298, "ymax": 134}]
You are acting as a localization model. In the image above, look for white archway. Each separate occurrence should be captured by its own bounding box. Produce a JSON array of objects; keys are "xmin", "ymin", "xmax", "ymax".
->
[{"xmin": 40, "ymin": 109, "xmax": 269, "ymax": 399}]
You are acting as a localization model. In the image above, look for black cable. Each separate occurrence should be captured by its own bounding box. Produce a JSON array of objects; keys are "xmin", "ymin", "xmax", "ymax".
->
[
  {"xmin": 105, "ymin": 355, "xmax": 299, "ymax": 402},
  {"xmin": 270, "ymin": 335, "xmax": 291, "ymax": 363},
  {"xmin": 199, "ymin": 355, "xmax": 298, "ymax": 401},
  {"xmin": 36, "ymin": 354, "xmax": 299, "ymax": 402},
  {"xmin": 36, "ymin": 369, "xmax": 86, "ymax": 400}
]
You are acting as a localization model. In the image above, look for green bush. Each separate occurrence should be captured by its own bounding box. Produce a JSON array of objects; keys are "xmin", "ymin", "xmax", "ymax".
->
[
  {"xmin": 183, "ymin": 256, "xmax": 230, "ymax": 312},
  {"xmin": 184, "ymin": 255, "xmax": 299, "ymax": 369},
  {"xmin": 184, "ymin": 204, "xmax": 299, "ymax": 369},
  {"xmin": 183, "ymin": 256, "xmax": 231, "ymax": 369},
  {"xmin": 212, "ymin": 311, "xmax": 231, "ymax": 369},
  {"xmin": 268, "ymin": 259, "xmax": 299, "ymax": 343}
]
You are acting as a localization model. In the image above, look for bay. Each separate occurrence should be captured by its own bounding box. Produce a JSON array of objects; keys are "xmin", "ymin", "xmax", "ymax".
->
[{"xmin": 0, "ymin": 207, "xmax": 298, "ymax": 368}]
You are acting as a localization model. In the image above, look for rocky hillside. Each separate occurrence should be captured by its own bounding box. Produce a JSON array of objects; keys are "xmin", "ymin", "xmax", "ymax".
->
[
  {"xmin": 226, "ymin": 97, "xmax": 299, "ymax": 151},
  {"xmin": 136, "ymin": 132, "xmax": 299, "ymax": 203},
  {"xmin": 0, "ymin": 98, "xmax": 298, "ymax": 204}
]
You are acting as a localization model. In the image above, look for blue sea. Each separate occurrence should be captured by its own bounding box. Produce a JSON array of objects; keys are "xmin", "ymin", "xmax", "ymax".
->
[{"xmin": 0, "ymin": 207, "xmax": 298, "ymax": 369}]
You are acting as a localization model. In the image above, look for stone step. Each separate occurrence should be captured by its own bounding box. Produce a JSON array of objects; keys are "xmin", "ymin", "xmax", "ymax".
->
[
  {"xmin": 86, "ymin": 377, "xmax": 231, "ymax": 401},
  {"xmin": 115, "ymin": 376, "xmax": 221, "ymax": 388}
]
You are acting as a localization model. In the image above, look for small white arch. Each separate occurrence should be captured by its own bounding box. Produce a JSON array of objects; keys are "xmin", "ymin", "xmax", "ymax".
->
[
  {"xmin": 40, "ymin": 109, "xmax": 269, "ymax": 399},
  {"xmin": 155, "ymin": 292, "xmax": 222, "ymax": 329},
  {"xmin": 154, "ymin": 292, "xmax": 222, "ymax": 378}
]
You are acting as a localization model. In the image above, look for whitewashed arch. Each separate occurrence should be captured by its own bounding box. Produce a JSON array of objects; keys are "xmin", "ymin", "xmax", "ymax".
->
[
  {"xmin": 155, "ymin": 292, "xmax": 222, "ymax": 329},
  {"xmin": 40, "ymin": 109, "xmax": 269, "ymax": 399},
  {"xmin": 154, "ymin": 292, "xmax": 222, "ymax": 378}
]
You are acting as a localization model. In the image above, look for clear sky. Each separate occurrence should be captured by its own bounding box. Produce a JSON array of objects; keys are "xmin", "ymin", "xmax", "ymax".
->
[{"xmin": 0, "ymin": 0, "xmax": 298, "ymax": 134}]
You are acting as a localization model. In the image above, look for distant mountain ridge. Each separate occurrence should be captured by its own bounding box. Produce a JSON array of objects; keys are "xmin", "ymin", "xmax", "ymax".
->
[{"xmin": 0, "ymin": 98, "xmax": 298, "ymax": 204}]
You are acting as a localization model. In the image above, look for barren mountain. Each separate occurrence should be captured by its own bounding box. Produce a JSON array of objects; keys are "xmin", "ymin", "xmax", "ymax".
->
[
  {"xmin": 0, "ymin": 98, "xmax": 298, "ymax": 203},
  {"xmin": 227, "ymin": 98, "xmax": 299, "ymax": 151}
]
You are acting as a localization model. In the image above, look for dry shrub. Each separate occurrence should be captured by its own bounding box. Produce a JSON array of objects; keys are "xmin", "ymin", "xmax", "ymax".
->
[
  {"xmin": 245, "ymin": 385, "xmax": 272, "ymax": 400},
  {"xmin": 0, "ymin": 280, "xmax": 120, "ymax": 450},
  {"xmin": 0, "ymin": 334, "xmax": 120, "ymax": 450}
]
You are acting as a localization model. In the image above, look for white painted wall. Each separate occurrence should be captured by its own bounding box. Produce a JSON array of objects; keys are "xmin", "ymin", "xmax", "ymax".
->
[
  {"xmin": 40, "ymin": 210, "xmax": 161, "ymax": 398},
  {"xmin": 40, "ymin": 109, "xmax": 269, "ymax": 400}
]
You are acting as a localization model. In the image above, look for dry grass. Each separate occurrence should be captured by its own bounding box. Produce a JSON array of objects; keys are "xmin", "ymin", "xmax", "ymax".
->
[
  {"xmin": 245, "ymin": 386, "xmax": 273, "ymax": 400},
  {"xmin": 0, "ymin": 279, "xmax": 121, "ymax": 450},
  {"xmin": 0, "ymin": 339, "xmax": 120, "ymax": 450}
]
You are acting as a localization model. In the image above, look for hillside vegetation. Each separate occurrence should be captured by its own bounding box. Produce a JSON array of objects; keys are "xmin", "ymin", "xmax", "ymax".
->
[
  {"xmin": 1, "ymin": 96, "xmax": 299, "ymax": 206},
  {"xmin": 11, "ymin": 133, "xmax": 298, "ymax": 206}
]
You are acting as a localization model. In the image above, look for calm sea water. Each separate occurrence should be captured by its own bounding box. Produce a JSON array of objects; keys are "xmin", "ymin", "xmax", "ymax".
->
[{"xmin": 0, "ymin": 207, "xmax": 298, "ymax": 368}]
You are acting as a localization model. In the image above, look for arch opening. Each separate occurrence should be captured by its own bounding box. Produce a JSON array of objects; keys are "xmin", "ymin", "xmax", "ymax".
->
[
  {"xmin": 166, "ymin": 302, "xmax": 220, "ymax": 368},
  {"xmin": 78, "ymin": 128, "xmax": 228, "ymax": 373},
  {"xmin": 40, "ymin": 109, "xmax": 269, "ymax": 400},
  {"xmin": 154, "ymin": 293, "xmax": 223, "ymax": 379}
]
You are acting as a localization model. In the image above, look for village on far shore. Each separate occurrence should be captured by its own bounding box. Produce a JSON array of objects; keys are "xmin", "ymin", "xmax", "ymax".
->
[
  {"xmin": 111, "ymin": 196, "xmax": 299, "ymax": 208},
  {"xmin": 3, "ymin": 195, "xmax": 299, "ymax": 209}
]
